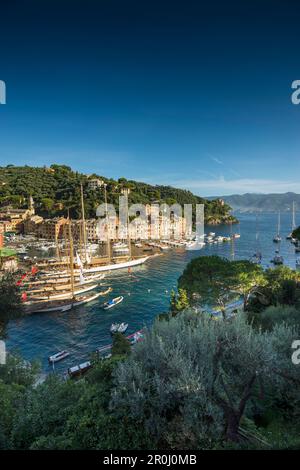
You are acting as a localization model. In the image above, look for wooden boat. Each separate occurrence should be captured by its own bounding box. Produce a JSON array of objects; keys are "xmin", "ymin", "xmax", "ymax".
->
[
  {"xmin": 48, "ymin": 350, "xmax": 70, "ymax": 363},
  {"xmin": 68, "ymin": 361, "xmax": 92, "ymax": 378},
  {"xmin": 27, "ymin": 283, "xmax": 98, "ymax": 301},
  {"xmin": 24, "ymin": 291, "xmax": 106, "ymax": 314},
  {"xmin": 23, "ymin": 273, "xmax": 105, "ymax": 286},
  {"xmin": 103, "ymin": 296, "xmax": 124, "ymax": 310}
]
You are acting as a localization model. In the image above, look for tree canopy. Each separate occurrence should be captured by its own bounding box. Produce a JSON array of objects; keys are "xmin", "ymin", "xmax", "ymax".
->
[{"xmin": 0, "ymin": 165, "xmax": 236, "ymax": 223}]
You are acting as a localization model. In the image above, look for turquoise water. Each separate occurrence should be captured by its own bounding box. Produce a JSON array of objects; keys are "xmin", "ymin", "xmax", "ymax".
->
[{"xmin": 6, "ymin": 212, "xmax": 300, "ymax": 374}]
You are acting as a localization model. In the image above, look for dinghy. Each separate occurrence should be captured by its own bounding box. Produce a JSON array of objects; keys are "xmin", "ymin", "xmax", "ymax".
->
[
  {"xmin": 103, "ymin": 296, "xmax": 124, "ymax": 310},
  {"xmin": 48, "ymin": 350, "xmax": 70, "ymax": 363},
  {"xmin": 110, "ymin": 322, "xmax": 128, "ymax": 334}
]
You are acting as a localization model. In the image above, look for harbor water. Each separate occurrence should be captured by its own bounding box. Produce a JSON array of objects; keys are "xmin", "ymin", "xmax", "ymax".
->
[{"xmin": 6, "ymin": 212, "xmax": 300, "ymax": 374}]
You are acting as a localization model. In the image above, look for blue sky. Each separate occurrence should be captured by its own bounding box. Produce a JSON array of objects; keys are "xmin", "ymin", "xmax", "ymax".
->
[{"xmin": 1, "ymin": 0, "xmax": 300, "ymax": 196}]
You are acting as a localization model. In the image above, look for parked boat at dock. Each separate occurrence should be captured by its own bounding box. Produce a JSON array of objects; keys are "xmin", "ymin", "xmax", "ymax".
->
[
  {"xmin": 48, "ymin": 350, "xmax": 70, "ymax": 363},
  {"xmin": 68, "ymin": 361, "xmax": 92, "ymax": 378}
]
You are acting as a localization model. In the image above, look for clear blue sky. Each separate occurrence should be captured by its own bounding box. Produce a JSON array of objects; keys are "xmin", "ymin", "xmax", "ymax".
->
[{"xmin": 1, "ymin": 0, "xmax": 300, "ymax": 196}]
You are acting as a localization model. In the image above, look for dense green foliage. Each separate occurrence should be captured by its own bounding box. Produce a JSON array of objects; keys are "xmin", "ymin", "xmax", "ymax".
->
[
  {"xmin": 0, "ymin": 164, "xmax": 236, "ymax": 222},
  {"xmin": 1, "ymin": 310, "xmax": 300, "ymax": 450},
  {"xmin": 2, "ymin": 255, "xmax": 300, "ymax": 449},
  {"xmin": 178, "ymin": 256, "xmax": 266, "ymax": 316},
  {"xmin": 112, "ymin": 311, "xmax": 300, "ymax": 448},
  {"xmin": 293, "ymin": 226, "xmax": 300, "ymax": 240},
  {"xmin": 0, "ymin": 274, "xmax": 23, "ymax": 338}
]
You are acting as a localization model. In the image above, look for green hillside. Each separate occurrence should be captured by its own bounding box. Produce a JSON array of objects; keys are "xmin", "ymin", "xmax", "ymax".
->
[{"xmin": 0, "ymin": 165, "xmax": 236, "ymax": 224}]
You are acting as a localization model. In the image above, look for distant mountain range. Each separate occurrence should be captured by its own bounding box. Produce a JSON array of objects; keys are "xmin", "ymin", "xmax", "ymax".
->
[{"xmin": 208, "ymin": 192, "xmax": 300, "ymax": 213}]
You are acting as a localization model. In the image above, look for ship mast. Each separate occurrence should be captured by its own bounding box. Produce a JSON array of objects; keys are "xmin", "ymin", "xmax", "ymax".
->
[
  {"xmin": 80, "ymin": 183, "xmax": 88, "ymax": 263},
  {"xmin": 126, "ymin": 192, "xmax": 132, "ymax": 259},
  {"xmin": 104, "ymin": 183, "xmax": 111, "ymax": 263},
  {"xmin": 230, "ymin": 220, "xmax": 235, "ymax": 260},
  {"xmin": 292, "ymin": 201, "xmax": 296, "ymax": 231},
  {"xmin": 68, "ymin": 220, "xmax": 75, "ymax": 298}
]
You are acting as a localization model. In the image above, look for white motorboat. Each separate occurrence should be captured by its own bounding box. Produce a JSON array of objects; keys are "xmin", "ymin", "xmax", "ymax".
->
[
  {"xmin": 110, "ymin": 322, "xmax": 128, "ymax": 334},
  {"xmin": 48, "ymin": 350, "xmax": 70, "ymax": 363},
  {"xmin": 185, "ymin": 240, "xmax": 205, "ymax": 251},
  {"xmin": 113, "ymin": 246, "xmax": 130, "ymax": 254},
  {"xmin": 103, "ymin": 296, "xmax": 124, "ymax": 310}
]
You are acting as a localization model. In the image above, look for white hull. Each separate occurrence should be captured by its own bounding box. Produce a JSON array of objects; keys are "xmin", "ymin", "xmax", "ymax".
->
[
  {"xmin": 185, "ymin": 242, "xmax": 205, "ymax": 251},
  {"xmin": 27, "ymin": 291, "xmax": 104, "ymax": 314},
  {"xmin": 43, "ymin": 256, "xmax": 149, "ymax": 276},
  {"xmin": 28, "ymin": 283, "xmax": 98, "ymax": 301}
]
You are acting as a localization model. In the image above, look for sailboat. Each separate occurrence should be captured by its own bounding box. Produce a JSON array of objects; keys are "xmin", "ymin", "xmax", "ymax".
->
[
  {"xmin": 251, "ymin": 213, "xmax": 262, "ymax": 264},
  {"xmin": 271, "ymin": 253, "xmax": 284, "ymax": 265},
  {"xmin": 287, "ymin": 201, "xmax": 296, "ymax": 240},
  {"xmin": 23, "ymin": 221, "xmax": 111, "ymax": 314},
  {"xmin": 26, "ymin": 283, "xmax": 99, "ymax": 301},
  {"xmin": 273, "ymin": 211, "xmax": 282, "ymax": 243}
]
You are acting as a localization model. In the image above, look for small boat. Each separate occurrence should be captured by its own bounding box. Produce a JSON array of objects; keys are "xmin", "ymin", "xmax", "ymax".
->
[
  {"xmin": 97, "ymin": 329, "xmax": 144, "ymax": 355},
  {"xmin": 271, "ymin": 254, "xmax": 284, "ymax": 265},
  {"xmin": 68, "ymin": 361, "xmax": 92, "ymax": 378},
  {"xmin": 160, "ymin": 245, "xmax": 170, "ymax": 251},
  {"xmin": 103, "ymin": 296, "xmax": 124, "ymax": 310},
  {"xmin": 113, "ymin": 242, "xmax": 129, "ymax": 252},
  {"xmin": 251, "ymin": 251, "xmax": 262, "ymax": 264},
  {"xmin": 185, "ymin": 240, "xmax": 205, "ymax": 251},
  {"xmin": 110, "ymin": 322, "xmax": 128, "ymax": 334},
  {"xmin": 113, "ymin": 246, "xmax": 130, "ymax": 253},
  {"xmin": 287, "ymin": 201, "xmax": 297, "ymax": 240},
  {"xmin": 48, "ymin": 350, "xmax": 70, "ymax": 363},
  {"xmin": 273, "ymin": 211, "xmax": 282, "ymax": 243},
  {"xmin": 232, "ymin": 233, "xmax": 241, "ymax": 239}
]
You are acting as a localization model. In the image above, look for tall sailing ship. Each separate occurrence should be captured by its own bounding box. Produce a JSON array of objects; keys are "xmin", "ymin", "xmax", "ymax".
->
[{"xmin": 23, "ymin": 220, "xmax": 110, "ymax": 314}]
